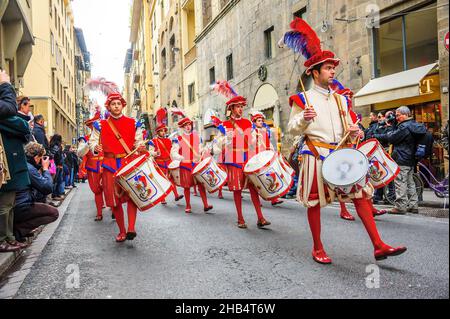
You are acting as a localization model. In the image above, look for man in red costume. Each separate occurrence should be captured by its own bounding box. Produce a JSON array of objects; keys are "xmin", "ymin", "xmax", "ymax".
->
[
  {"xmin": 148, "ymin": 124, "xmax": 184, "ymax": 205},
  {"xmin": 77, "ymin": 113, "xmax": 106, "ymax": 221},
  {"xmin": 284, "ymin": 18, "xmax": 406, "ymax": 264},
  {"xmin": 170, "ymin": 117, "xmax": 213, "ymax": 214},
  {"xmin": 89, "ymin": 92, "xmax": 145, "ymax": 242},
  {"xmin": 212, "ymin": 96, "xmax": 271, "ymax": 229},
  {"xmin": 251, "ymin": 111, "xmax": 284, "ymax": 207}
]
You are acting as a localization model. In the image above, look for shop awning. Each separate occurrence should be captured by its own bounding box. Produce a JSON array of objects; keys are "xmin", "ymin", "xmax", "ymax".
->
[{"xmin": 354, "ymin": 63, "xmax": 438, "ymax": 107}]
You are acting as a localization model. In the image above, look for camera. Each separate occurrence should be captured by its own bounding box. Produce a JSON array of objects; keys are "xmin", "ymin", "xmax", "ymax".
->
[{"xmin": 386, "ymin": 112, "xmax": 396, "ymax": 125}]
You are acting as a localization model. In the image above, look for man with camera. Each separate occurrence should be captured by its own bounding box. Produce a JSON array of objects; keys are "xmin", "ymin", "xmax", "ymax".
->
[{"xmin": 374, "ymin": 106, "xmax": 426, "ymax": 214}]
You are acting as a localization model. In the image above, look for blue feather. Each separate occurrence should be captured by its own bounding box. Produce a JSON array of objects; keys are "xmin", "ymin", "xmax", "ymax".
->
[{"xmin": 284, "ymin": 31, "xmax": 312, "ymax": 59}]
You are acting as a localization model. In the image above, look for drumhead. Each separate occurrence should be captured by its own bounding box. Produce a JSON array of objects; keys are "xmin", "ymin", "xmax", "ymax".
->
[
  {"xmin": 192, "ymin": 157, "xmax": 212, "ymax": 175},
  {"xmin": 322, "ymin": 149, "xmax": 368, "ymax": 187},
  {"xmin": 244, "ymin": 151, "xmax": 276, "ymax": 174},
  {"xmin": 168, "ymin": 160, "xmax": 181, "ymax": 170},
  {"xmin": 115, "ymin": 154, "xmax": 147, "ymax": 177}
]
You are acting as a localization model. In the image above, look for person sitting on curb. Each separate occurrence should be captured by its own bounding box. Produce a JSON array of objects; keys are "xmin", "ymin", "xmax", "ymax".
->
[{"xmin": 13, "ymin": 142, "xmax": 59, "ymax": 243}]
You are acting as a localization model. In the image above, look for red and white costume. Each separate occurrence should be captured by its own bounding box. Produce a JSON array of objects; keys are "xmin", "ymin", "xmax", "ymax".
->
[
  {"xmin": 212, "ymin": 95, "xmax": 271, "ymax": 228},
  {"xmin": 170, "ymin": 117, "xmax": 212, "ymax": 213},
  {"xmin": 283, "ymin": 18, "xmax": 406, "ymax": 263},
  {"xmin": 148, "ymin": 124, "xmax": 183, "ymax": 203},
  {"xmin": 89, "ymin": 92, "xmax": 145, "ymax": 242}
]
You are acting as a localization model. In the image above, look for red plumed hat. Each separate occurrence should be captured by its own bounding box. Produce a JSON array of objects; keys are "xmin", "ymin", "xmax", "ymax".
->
[
  {"xmin": 281, "ymin": 18, "xmax": 339, "ymax": 74},
  {"xmin": 178, "ymin": 117, "xmax": 193, "ymax": 128},
  {"xmin": 105, "ymin": 92, "xmax": 127, "ymax": 109},
  {"xmin": 251, "ymin": 111, "xmax": 266, "ymax": 122},
  {"xmin": 226, "ymin": 96, "xmax": 247, "ymax": 108},
  {"xmin": 212, "ymin": 80, "xmax": 246, "ymax": 110},
  {"xmin": 155, "ymin": 123, "xmax": 168, "ymax": 133}
]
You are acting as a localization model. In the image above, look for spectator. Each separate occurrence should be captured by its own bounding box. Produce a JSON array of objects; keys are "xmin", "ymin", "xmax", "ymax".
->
[
  {"xmin": 16, "ymin": 95, "xmax": 34, "ymax": 142},
  {"xmin": 0, "ymin": 70, "xmax": 30, "ymax": 252},
  {"xmin": 32, "ymin": 114, "xmax": 49, "ymax": 151},
  {"xmin": 13, "ymin": 142, "xmax": 59, "ymax": 242},
  {"xmin": 71, "ymin": 145, "xmax": 80, "ymax": 186},
  {"xmin": 63, "ymin": 145, "xmax": 77, "ymax": 189},
  {"xmin": 374, "ymin": 106, "xmax": 427, "ymax": 214},
  {"xmin": 364, "ymin": 112, "xmax": 378, "ymax": 140},
  {"xmin": 49, "ymin": 134, "xmax": 65, "ymax": 200}
]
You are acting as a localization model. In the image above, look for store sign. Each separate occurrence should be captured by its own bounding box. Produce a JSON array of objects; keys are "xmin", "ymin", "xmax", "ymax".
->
[
  {"xmin": 420, "ymin": 78, "xmax": 434, "ymax": 95},
  {"xmin": 445, "ymin": 32, "xmax": 449, "ymax": 52}
]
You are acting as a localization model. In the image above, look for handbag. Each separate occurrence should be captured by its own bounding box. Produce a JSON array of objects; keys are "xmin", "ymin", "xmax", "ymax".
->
[{"xmin": 49, "ymin": 159, "xmax": 56, "ymax": 175}]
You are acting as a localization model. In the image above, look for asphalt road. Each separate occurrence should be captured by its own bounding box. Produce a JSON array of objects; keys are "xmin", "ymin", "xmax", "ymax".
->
[{"xmin": 13, "ymin": 184, "xmax": 449, "ymax": 299}]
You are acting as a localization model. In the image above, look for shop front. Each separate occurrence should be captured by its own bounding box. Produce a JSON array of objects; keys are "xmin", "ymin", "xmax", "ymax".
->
[{"xmin": 354, "ymin": 63, "xmax": 447, "ymax": 179}]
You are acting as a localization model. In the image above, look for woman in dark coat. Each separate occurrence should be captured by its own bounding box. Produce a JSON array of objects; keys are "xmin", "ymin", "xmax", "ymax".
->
[{"xmin": 49, "ymin": 134, "xmax": 65, "ymax": 199}]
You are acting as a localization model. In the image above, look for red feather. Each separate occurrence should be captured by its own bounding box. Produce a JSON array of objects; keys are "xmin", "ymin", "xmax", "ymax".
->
[
  {"xmin": 84, "ymin": 77, "xmax": 119, "ymax": 96},
  {"xmin": 169, "ymin": 107, "xmax": 187, "ymax": 118},
  {"xmin": 156, "ymin": 108, "xmax": 168, "ymax": 126},
  {"xmin": 210, "ymin": 116, "xmax": 222, "ymax": 127},
  {"xmin": 212, "ymin": 80, "xmax": 238, "ymax": 99},
  {"xmin": 283, "ymin": 18, "xmax": 322, "ymax": 59}
]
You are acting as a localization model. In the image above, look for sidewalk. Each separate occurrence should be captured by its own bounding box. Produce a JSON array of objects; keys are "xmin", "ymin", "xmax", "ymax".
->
[{"xmin": 0, "ymin": 188, "xmax": 74, "ymax": 285}]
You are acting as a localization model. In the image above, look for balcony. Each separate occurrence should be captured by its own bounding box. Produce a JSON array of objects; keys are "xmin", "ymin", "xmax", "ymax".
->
[{"xmin": 184, "ymin": 46, "xmax": 197, "ymax": 68}]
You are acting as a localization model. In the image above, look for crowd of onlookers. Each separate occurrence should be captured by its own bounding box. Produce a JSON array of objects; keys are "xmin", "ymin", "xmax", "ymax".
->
[{"xmin": 1, "ymin": 70, "xmax": 82, "ymax": 253}]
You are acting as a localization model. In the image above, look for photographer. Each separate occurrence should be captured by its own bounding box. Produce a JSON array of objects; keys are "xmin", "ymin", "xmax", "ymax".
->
[
  {"xmin": 374, "ymin": 106, "xmax": 426, "ymax": 214},
  {"xmin": 13, "ymin": 142, "xmax": 59, "ymax": 242}
]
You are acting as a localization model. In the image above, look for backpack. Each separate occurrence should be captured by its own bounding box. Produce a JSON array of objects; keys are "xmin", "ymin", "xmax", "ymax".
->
[{"xmin": 410, "ymin": 124, "xmax": 433, "ymax": 160}]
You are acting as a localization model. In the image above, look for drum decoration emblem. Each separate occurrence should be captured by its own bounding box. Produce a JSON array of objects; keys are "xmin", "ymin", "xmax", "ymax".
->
[
  {"xmin": 203, "ymin": 168, "xmax": 219, "ymax": 187},
  {"xmin": 368, "ymin": 159, "xmax": 385, "ymax": 182},
  {"xmin": 133, "ymin": 174, "xmax": 153, "ymax": 200},
  {"xmin": 264, "ymin": 170, "xmax": 281, "ymax": 193}
]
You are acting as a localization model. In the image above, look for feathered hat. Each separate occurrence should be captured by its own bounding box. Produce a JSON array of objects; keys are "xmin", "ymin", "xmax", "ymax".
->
[
  {"xmin": 84, "ymin": 77, "xmax": 125, "ymax": 109},
  {"xmin": 155, "ymin": 123, "xmax": 168, "ymax": 133},
  {"xmin": 212, "ymin": 80, "xmax": 246, "ymax": 110},
  {"xmin": 250, "ymin": 111, "xmax": 266, "ymax": 122},
  {"xmin": 84, "ymin": 111, "xmax": 101, "ymax": 128},
  {"xmin": 280, "ymin": 18, "xmax": 340, "ymax": 74}
]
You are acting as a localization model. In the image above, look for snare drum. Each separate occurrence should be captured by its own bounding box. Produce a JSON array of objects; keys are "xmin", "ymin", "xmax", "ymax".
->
[
  {"xmin": 192, "ymin": 157, "xmax": 227, "ymax": 193},
  {"xmin": 357, "ymin": 139, "xmax": 400, "ymax": 189},
  {"xmin": 168, "ymin": 160, "xmax": 181, "ymax": 187},
  {"xmin": 322, "ymin": 148, "xmax": 369, "ymax": 195},
  {"xmin": 114, "ymin": 154, "xmax": 173, "ymax": 211},
  {"xmin": 244, "ymin": 150, "xmax": 294, "ymax": 200}
]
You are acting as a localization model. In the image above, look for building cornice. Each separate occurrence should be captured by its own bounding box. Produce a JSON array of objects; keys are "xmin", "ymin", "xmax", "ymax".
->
[{"xmin": 194, "ymin": 0, "xmax": 241, "ymax": 44}]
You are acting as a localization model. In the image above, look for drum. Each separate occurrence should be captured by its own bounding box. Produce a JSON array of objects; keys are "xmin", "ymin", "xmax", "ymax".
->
[
  {"xmin": 168, "ymin": 160, "xmax": 181, "ymax": 187},
  {"xmin": 358, "ymin": 138, "xmax": 400, "ymax": 189},
  {"xmin": 114, "ymin": 154, "xmax": 173, "ymax": 211},
  {"xmin": 192, "ymin": 157, "xmax": 227, "ymax": 193},
  {"xmin": 279, "ymin": 153, "xmax": 295, "ymax": 177},
  {"xmin": 322, "ymin": 148, "xmax": 369, "ymax": 195},
  {"xmin": 244, "ymin": 150, "xmax": 294, "ymax": 200}
]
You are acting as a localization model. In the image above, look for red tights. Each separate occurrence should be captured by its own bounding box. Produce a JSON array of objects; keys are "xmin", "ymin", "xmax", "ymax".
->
[
  {"xmin": 233, "ymin": 185, "xmax": 265, "ymax": 223},
  {"xmin": 112, "ymin": 201, "xmax": 138, "ymax": 235}
]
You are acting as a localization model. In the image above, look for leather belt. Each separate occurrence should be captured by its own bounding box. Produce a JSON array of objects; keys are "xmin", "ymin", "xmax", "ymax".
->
[
  {"xmin": 91, "ymin": 156, "xmax": 104, "ymax": 161},
  {"xmin": 104, "ymin": 152, "xmax": 127, "ymax": 159}
]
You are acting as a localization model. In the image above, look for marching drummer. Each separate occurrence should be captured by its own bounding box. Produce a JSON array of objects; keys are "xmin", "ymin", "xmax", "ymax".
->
[
  {"xmin": 148, "ymin": 123, "xmax": 184, "ymax": 205},
  {"xmin": 211, "ymin": 94, "xmax": 271, "ymax": 229},
  {"xmin": 250, "ymin": 111, "xmax": 284, "ymax": 207},
  {"xmin": 284, "ymin": 18, "xmax": 406, "ymax": 263},
  {"xmin": 77, "ymin": 112, "xmax": 107, "ymax": 222},
  {"xmin": 170, "ymin": 117, "xmax": 213, "ymax": 214},
  {"xmin": 89, "ymin": 92, "xmax": 146, "ymax": 242}
]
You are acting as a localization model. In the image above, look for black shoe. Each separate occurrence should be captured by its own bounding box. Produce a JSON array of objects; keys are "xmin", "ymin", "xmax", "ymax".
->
[{"xmin": 126, "ymin": 232, "xmax": 137, "ymax": 240}]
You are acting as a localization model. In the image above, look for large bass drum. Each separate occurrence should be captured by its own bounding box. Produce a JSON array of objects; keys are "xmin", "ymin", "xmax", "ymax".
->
[{"xmin": 322, "ymin": 148, "xmax": 369, "ymax": 195}]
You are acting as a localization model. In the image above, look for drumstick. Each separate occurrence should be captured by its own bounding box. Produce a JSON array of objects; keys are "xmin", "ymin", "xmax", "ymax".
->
[
  {"xmin": 335, "ymin": 119, "xmax": 360, "ymax": 151},
  {"xmin": 125, "ymin": 139, "xmax": 151, "ymax": 159},
  {"xmin": 299, "ymin": 77, "xmax": 315, "ymax": 122}
]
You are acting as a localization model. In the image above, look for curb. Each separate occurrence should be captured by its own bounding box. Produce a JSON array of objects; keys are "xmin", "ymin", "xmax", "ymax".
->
[{"xmin": 0, "ymin": 187, "xmax": 77, "ymax": 296}]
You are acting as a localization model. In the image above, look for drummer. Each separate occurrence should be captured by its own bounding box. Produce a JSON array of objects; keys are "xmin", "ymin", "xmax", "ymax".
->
[
  {"xmin": 77, "ymin": 112, "xmax": 107, "ymax": 222},
  {"xmin": 148, "ymin": 124, "xmax": 184, "ymax": 205},
  {"xmin": 170, "ymin": 117, "xmax": 213, "ymax": 214},
  {"xmin": 285, "ymin": 18, "xmax": 406, "ymax": 263},
  {"xmin": 211, "ymin": 96, "xmax": 271, "ymax": 229},
  {"xmin": 250, "ymin": 111, "xmax": 284, "ymax": 207},
  {"xmin": 89, "ymin": 92, "xmax": 146, "ymax": 242}
]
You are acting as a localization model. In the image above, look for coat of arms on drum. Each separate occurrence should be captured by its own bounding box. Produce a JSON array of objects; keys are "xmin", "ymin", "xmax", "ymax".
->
[
  {"xmin": 133, "ymin": 174, "xmax": 153, "ymax": 200},
  {"xmin": 368, "ymin": 160, "xmax": 385, "ymax": 182},
  {"xmin": 204, "ymin": 169, "xmax": 219, "ymax": 187},
  {"xmin": 264, "ymin": 170, "xmax": 281, "ymax": 193}
]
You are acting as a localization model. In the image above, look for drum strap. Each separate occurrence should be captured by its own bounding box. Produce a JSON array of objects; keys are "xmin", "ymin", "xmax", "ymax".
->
[
  {"xmin": 305, "ymin": 136, "xmax": 321, "ymax": 160},
  {"xmin": 180, "ymin": 135, "xmax": 199, "ymax": 158},
  {"xmin": 156, "ymin": 138, "xmax": 170, "ymax": 156},
  {"xmin": 333, "ymin": 94, "xmax": 349, "ymax": 131},
  {"xmin": 107, "ymin": 118, "xmax": 132, "ymax": 155}
]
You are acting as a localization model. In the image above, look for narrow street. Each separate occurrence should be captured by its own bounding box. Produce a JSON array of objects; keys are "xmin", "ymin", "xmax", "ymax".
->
[{"xmin": 3, "ymin": 183, "xmax": 448, "ymax": 299}]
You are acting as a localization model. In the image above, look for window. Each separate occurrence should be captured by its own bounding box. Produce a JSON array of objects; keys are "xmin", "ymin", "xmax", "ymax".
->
[
  {"xmin": 170, "ymin": 35, "xmax": 176, "ymax": 68},
  {"xmin": 264, "ymin": 26, "xmax": 275, "ymax": 59},
  {"xmin": 161, "ymin": 48, "xmax": 167, "ymax": 74},
  {"xmin": 154, "ymin": 46, "xmax": 158, "ymax": 64},
  {"xmin": 294, "ymin": 6, "xmax": 307, "ymax": 19},
  {"xmin": 209, "ymin": 67, "xmax": 215, "ymax": 85},
  {"xmin": 188, "ymin": 83, "xmax": 195, "ymax": 104},
  {"xmin": 226, "ymin": 54, "xmax": 233, "ymax": 80},
  {"xmin": 375, "ymin": 3, "xmax": 438, "ymax": 77},
  {"xmin": 51, "ymin": 32, "xmax": 55, "ymax": 55},
  {"xmin": 51, "ymin": 72, "xmax": 55, "ymax": 94}
]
